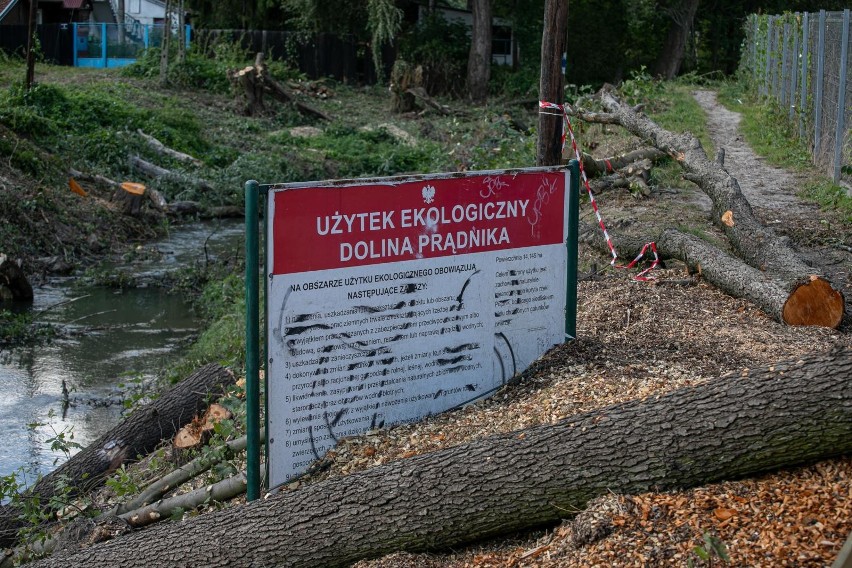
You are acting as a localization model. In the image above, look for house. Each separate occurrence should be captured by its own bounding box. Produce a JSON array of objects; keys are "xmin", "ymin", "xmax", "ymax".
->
[
  {"xmin": 0, "ymin": 0, "xmax": 165, "ymax": 27},
  {"xmin": 1, "ymin": 0, "xmax": 174, "ymax": 66}
]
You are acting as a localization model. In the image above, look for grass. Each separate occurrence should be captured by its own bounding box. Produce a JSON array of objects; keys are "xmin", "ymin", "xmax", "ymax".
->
[{"xmin": 716, "ymin": 80, "xmax": 852, "ymax": 221}]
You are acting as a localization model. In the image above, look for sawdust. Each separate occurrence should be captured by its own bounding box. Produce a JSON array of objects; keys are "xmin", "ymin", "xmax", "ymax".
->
[{"xmin": 331, "ymin": 93, "xmax": 852, "ymax": 566}]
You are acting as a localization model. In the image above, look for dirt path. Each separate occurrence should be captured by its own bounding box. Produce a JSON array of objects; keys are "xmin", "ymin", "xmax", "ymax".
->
[
  {"xmin": 694, "ymin": 89, "xmax": 852, "ymax": 325},
  {"xmin": 692, "ymin": 89, "xmax": 803, "ymax": 211}
]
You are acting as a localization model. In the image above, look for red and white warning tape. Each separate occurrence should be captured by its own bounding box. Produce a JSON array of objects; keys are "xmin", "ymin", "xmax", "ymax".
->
[{"xmin": 539, "ymin": 100, "xmax": 659, "ymax": 281}]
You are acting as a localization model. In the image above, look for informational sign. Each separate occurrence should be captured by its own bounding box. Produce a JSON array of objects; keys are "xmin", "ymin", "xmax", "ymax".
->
[{"xmin": 266, "ymin": 167, "xmax": 573, "ymax": 487}]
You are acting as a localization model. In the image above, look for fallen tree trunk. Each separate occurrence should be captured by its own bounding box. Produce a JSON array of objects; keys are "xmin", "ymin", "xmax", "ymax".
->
[
  {"xmin": 69, "ymin": 169, "xmax": 168, "ymax": 213},
  {"xmin": 27, "ymin": 348, "xmax": 852, "ymax": 568},
  {"xmin": 136, "ymin": 130, "xmax": 203, "ymax": 167},
  {"xmin": 657, "ymin": 229, "xmax": 813, "ymax": 321},
  {"xmin": 0, "ymin": 363, "xmax": 235, "ymax": 548},
  {"xmin": 129, "ymin": 155, "xmax": 215, "ymax": 195},
  {"xmin": 580, "ymin": 147, "xmax": 666, "ymax": 178},
  {"xmin": 576, "ymin": 90, "xmax": 845, "ymax": 328}
]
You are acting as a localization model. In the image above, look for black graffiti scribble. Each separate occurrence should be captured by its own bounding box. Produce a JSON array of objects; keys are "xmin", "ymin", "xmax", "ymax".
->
[
  {"xmin": 348, "ymin": 360, "xmax": 375, "ymax": 371},
  {"xmin": 352, "ymin": 300, "xmax": 408, "ymax": 313},
  {"xmin": 308, "ymin": 425, "xmax": 322, "ymax": 461},
  {"xmin": 444, "ymin": 343, "xmax": 479, "ymax": 353},
  {"xmin": 436, "ymin": 355, "xmax": 469, "ymax": 366},
  {"xmin": 494, "ymin": 346, "xmax": 506, "ymax": 379},
  {"xmin": 271, "ymin": 285, "xmax": 292, "ymax": 349},
  {"xmin": 369, "ymin": 412, "xmax": 385, "ymax": 430},
  {"xmin": 465, "ymin": 384, "xmax": 477, "ymax": 391},
  {"xmin": 451, "ymin": 269, "xmax": 481, "ymax": 312},
  {"xmin": 285, "ymin": 323, "xmax": 332, "ymax": 337},
  {"xmin": 441, "ymin": 365, "xmax": 465, "ymax": 374},
  {"xmin": 433, "ymin": 389, "xmax": 443, "ymax": 399},
  {"xmin": 496, "ymin": 332, "xmax": 517, "ymax": 380},
  {"xmin": 402, "ymin": 283, "xmax": 418, "ymax": 293}
]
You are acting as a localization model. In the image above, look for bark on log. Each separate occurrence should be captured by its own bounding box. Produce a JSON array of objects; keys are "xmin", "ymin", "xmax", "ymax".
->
[
  {"xmin": 578, "ymin": 90, "xmax": 845, "ymax": 327},
  {"xmin": 580, "ymin": 147, "xmax": 667, "ymax": 178},
  {"xmin": 657, "ymin": 229, "xmax": 808, "ymax": 321},
  {"xmin": 129, "ymin": 155, "xmax": 215, "ymax": 194},
  {"xmin": 0, "ymin": 363, "xmax": 235, "ymax": 548},
  {"xmin": 26, "ymin": 348, "xmax": 852, "ymax": 568}
]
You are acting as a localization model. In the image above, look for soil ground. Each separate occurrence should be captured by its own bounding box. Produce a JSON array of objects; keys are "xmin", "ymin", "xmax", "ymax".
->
[{"xmin": 301, "ymin": 90, "xmax": 850, "ymax": 567}]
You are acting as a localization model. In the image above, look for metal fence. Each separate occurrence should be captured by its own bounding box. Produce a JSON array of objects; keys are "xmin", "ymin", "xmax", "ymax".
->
[{"xmin": 742, "ymin": 10, "xmax": 851, "ymax": 185}]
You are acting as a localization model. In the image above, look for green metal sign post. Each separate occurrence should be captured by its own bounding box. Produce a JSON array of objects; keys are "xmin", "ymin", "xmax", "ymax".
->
[
  {"xmin": 565, "ymin": 160, "xmax": 580, "ymax": 339},
  {"xmin": 244, "ymin": 180, "xmax": 261, "ymax": 501}
]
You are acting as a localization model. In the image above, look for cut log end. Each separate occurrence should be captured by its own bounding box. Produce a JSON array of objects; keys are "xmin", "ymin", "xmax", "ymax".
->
[
  {"xmin": 173, "ymin": 403, "xmax": 233, "ymax": 449},
  {"xmin": 112, "ymin": 182, "xmax": 147, "ymax": 216},
  {"xmin": 782, "ymin": 277, "xmax": 845, "ymax": 328}
]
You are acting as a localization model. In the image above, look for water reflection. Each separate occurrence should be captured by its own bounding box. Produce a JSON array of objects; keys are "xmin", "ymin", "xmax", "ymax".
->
[{"xmin": 0, "ymin": 220, "xmax": 245, "ymax": 483}]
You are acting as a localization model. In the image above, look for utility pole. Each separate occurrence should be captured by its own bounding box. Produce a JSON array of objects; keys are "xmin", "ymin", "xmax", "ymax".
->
[{"xmin": 536, "ymin": 0, "xmax": 569, "ymax": 166}]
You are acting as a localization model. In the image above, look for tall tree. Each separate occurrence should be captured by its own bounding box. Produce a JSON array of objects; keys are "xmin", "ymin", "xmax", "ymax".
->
[
  {"xmin": 159, "ymin": 0, "xmax": 173, "ymax": 86},
  {"xmin": 467, "ymin": 0, "xmax": 492, "ymax": 102},
  {"xmin": 25, "ymin": 0, "xmax": 37, "ymax": 90},
  {"xmin": 654, "ymin": 0, "xmax": 700, "ymax": 79}
]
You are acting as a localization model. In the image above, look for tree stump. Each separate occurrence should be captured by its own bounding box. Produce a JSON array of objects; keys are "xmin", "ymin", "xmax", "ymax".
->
[
  {"xmin": 0, "ymin": 254, "xmax": 33, "ymax": 301},
  {"xmin": 390, "ymin": 59, "xmax": 418, "ymax": 114},
  {"xmin": 112, "ymin": 182, "xmax": 146, "ymax": 216}
]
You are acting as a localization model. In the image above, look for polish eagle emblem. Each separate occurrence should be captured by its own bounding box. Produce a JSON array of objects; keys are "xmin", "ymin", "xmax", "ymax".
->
[{"xmin": 422, "ymin": 185, "xmax": 436, "ymax": 204}]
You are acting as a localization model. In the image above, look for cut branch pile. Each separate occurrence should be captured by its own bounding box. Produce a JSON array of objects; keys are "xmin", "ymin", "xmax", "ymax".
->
[
  {"xmin": 572, "ymin": 88, "xmax": 845, "ymax": 328},
  {"xmin": 228, "ymin": 53, "xmax": 331, "ymax": 121}
]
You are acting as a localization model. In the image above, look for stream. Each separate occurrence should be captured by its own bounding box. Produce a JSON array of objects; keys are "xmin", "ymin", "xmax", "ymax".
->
[{"xmin": 0, "ymin": 220, "xmax": 245, "ymax": 485}]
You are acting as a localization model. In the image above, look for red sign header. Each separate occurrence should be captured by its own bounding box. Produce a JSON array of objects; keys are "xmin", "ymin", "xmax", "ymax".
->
[{"xmin": 271, "ymin": 171, "xmax": 566, "ymax": 274}]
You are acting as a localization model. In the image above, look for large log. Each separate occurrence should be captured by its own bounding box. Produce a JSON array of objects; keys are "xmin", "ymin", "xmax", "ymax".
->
[
  {"xmin": 136, "ymin": 130, "xmax": 203, "ymax": 167},
  {"xmin": 26, "ymin": 348, "xmax": 852, "ymax": 568},
  {"xmin": 577, "ymin": 90, "xmax": 845, "ymax": 328},
  {"xmin": 0, "ymin": 363, "xmax": 235, "ymax": 548}
]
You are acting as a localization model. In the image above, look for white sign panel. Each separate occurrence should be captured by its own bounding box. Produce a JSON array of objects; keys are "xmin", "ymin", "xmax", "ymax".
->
[{"xmin": 266, "ymin": 168, "xmax": 570, "ymax": 487}]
